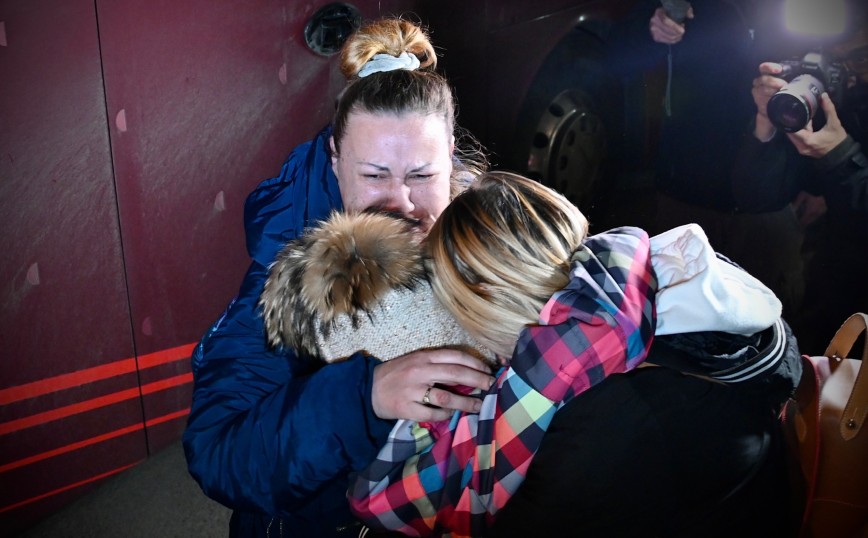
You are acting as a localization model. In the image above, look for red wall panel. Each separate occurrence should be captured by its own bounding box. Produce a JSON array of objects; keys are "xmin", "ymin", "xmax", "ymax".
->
[
  {"xmin": 0, "ymin": 0, "xmax": 145, "ymax": 535},
  {"xmin": 0, "ymin": 0, "xmax": 430, "ymax": 533},
  {"xmin": 96, "ymin": 0, "xmax": 290, "ymax": 357},
  {"xmin": 95, "ymin": 0, "xmax": 346, "ymax": 449}
]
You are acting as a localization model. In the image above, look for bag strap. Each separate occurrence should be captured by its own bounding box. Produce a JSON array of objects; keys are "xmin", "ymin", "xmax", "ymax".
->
[{"xmin": 822, "ymin": 313, "xmax": 868, "ymax": 441}]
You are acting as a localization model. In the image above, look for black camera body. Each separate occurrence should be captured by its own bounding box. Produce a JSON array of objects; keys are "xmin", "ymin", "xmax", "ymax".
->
[
  {"xmin": 660, "ymin": 0, "xmax": 691, "ymax": 24},
  {"xmin": 767, "ymin": 52, "xmax": 847, "ymax": 132}
]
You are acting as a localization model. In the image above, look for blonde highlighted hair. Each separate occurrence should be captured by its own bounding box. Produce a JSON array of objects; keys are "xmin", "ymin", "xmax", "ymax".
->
[{"xmin": 427, "ymin": 172, "xmax": 589, "ymax": 358}]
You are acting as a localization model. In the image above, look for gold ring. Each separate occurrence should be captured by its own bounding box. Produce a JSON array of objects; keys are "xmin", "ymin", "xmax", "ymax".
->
[{"xmin": 422, "ymin": 386, "xmax": 432, "ymax": 406}]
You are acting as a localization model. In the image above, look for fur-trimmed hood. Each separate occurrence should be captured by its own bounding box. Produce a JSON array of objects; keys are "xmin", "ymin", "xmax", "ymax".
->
[{"xmin": 259, "ymin": 211, "xmax": 494, "ymax": 363}]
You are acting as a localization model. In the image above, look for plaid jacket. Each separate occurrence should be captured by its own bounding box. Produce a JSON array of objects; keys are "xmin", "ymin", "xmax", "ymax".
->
[{"xmin": 348, "ymin": 227, "xmax": 658, "ymax": 537}]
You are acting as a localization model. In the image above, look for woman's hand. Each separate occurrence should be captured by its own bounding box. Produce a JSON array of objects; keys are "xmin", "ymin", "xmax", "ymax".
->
[{"xmin": 372, "ymin": 349, "xmax": 495, "ymax": 422}]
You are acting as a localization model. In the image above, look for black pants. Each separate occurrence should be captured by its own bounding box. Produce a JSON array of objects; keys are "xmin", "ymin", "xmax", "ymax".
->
[{"xmin": 489, "ymin": 367, "xmax": 792, "ymax": 538}]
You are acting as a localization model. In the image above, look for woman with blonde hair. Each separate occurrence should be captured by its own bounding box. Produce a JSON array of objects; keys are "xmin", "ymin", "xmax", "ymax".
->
[
  {"xmin": 350, "ymin": 171, "xmax": 658, "ymax": 536},
  {"xmin": 428, "ymin": 171, "xmax": 589, "ymax": 358},
  {"xmin": 349, "ymin": 172, "xmax": 800, "ymax": 537}
]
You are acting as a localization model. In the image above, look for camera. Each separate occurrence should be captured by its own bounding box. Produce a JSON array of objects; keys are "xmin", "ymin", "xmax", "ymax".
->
[
  {"xmin": 660, "ymin": 0, "xmax": 691, "ymax": 24},
  {"xmin": 766, "ymin": 52, "xmax": 847, "ymax": 132}
]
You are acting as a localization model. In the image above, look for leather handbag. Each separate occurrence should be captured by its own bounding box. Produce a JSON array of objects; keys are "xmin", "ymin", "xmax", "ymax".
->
[{"xmin": 783, "ymin": 312, "xmax": 868, "ymax": 538}]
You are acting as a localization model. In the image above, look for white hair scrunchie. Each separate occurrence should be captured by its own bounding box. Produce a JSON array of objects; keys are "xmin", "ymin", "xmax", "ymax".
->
[{"xmin": 357, "ymin": 52, "xmax": 421, "ymax": 78}]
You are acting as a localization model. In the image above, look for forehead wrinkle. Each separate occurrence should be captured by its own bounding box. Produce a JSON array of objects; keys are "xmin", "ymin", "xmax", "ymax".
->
[
  {"xmin": 357, "ymin": 160, "xmax": 390, "ymax": 171},
  {"xmin": 407, "ymin": 162, "xmax": 433, "ymax": 173},
  {"xmin": 356, "ymin": 160, "xmax": 435, "ymax": 175}
]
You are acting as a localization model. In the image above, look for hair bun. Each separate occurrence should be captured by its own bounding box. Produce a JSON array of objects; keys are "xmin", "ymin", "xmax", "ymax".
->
[{"xmin": 339, "ymin": 18, "xmax": 436, "ymax": 79}]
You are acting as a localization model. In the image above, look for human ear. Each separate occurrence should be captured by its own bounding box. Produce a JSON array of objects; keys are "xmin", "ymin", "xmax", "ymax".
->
[{"xmin": 329, "ymin": 136, "xmax": 339, "ymax": 175}]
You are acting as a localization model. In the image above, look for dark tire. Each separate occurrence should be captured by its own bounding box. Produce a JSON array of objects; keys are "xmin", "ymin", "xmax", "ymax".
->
[{"xmin": 507, "ymin": 29, "xmax": 623, "ymax": 210}]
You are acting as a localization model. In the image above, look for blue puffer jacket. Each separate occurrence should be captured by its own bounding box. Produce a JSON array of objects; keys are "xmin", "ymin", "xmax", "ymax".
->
[{"xmin": 183, "ymin": 126, "xmax": 396, "ymax": 537}]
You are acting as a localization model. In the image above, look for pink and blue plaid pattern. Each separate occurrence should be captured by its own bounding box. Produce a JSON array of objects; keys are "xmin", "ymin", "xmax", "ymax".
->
[{"xmin": 348, "ymin": 227, "xmax": 658, "ymax": 537}]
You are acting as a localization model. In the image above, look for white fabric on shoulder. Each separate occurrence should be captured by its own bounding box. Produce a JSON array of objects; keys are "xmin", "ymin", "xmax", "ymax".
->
[
  {"xmin": 651, "ymin": 223, "xmax": 782, "ymax": 336},
  {"xmin": 357, "ymin": 52, "xmax": 421, "ymax": 78}
]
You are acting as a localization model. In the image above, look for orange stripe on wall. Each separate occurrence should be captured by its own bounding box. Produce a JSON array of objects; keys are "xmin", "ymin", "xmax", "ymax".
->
[
  {"xmin": 0, "ymin": 360, "xmax": 137, "ymax": 406},
  {"xmin": 0, "ymin": 388, "xmax": 142, "ymax": 436},
  {"xmin": 138, "ymin": 343, "xmax": 196, "ymax": 369},
  {"xmin": 0, "ymin": 408, "xmax": 190, "ymax": 474},
  {"xmin": 0, "ymin": 422, "xmax": 145, "ymax": 473},
  {"xmin": 141, "ymin": 373, "xmax": 193, "ymax": 395},
  {"xmin": 0, "ymin": 375, "xmax": 194, "ymax": 437},
  {"xmin": 0, "ymin": 342, "xmax": 196, "ymax": 405},
  {"xmin": 0, "ymin": 462, "xmax": 140, "ymax": 514},
  {"xmin": 145, "ymin": 408, "xmax": 190, "ymax": 428}
]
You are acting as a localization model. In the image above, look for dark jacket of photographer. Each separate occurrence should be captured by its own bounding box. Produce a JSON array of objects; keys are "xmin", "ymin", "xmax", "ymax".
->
[
  {"xmin": 608, "ymin": 0, "xmax": 797, "ymax": 211},
  {"xmin": 731, "ymin": 89, "xmax": 868, "ymax": 244}
]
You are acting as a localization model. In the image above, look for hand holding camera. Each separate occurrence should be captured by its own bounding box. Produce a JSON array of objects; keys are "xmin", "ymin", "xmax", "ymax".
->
[
  {"xmin": 751, "ymin": 62, "xmax": 789, "ymax": 137},
  {"xmin": 765, "ymin": 52, "xmax": 847, "ymax": 132},
  {"xmin": 785, "ymin": 92, "xmax": 848, "ymax": 159},
  {"xmin": 752, "ymin": 57, "xmax": 849, "ymax": 158}
]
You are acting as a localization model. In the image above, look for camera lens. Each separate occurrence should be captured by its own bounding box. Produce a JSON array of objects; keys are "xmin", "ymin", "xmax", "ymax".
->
[
  {"xmin": 768, "ymin": 94, "xmax": 810, "ymax": 132},
  {"xmin": 767, "ymin": 74, "xmax": 824, "ymax": 132}
]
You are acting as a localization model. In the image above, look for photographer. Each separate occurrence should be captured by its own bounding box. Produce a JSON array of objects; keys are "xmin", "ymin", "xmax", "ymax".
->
[
  {"xmin": 732, "ymin": 10, "xmax": 868, "ymax": 353},
  {"xmin": 608, "ymin": 0, "xmax": 807, "ymax": 318}
]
